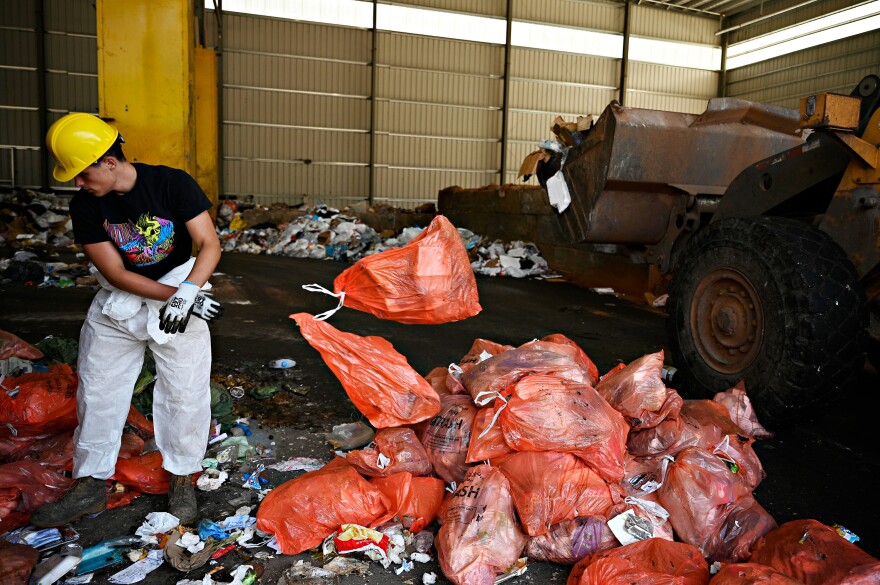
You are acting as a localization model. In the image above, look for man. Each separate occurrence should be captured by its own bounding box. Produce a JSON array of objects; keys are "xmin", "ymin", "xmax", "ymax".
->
[{"xmin": 31, "ymin": 113, "xmax": 223, "ymax": 527}]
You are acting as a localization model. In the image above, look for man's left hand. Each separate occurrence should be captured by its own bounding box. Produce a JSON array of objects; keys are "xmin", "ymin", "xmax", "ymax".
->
[{"xmin": 159, "ymin": 281, "xmax": 200, "ymax": 334}]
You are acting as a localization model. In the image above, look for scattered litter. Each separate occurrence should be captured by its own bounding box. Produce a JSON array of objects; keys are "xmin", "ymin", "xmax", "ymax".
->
[
  {"xmin": 196, "ymin": 469, "xmax": 229, "ymax": 491},
  {"xmin": 326, "ymin": 421, "xmax": 375, "ymax": 450},
  {"xmin": 107, "ymin": 548, "xmax": 163, "ymax": 584},
  {"xmin": 267, "ymin": 457, "xmax": 325, "ymax": 472},
  {"xmin": 134, "ymin": 512, "xmax": 180, "ymax": 540},
  {"xmin": 268, "ymin": 358, "xmax": 296, "ymax": 369},
  {"xmin": 422, "ymin": 572, "xmax": 437, "ymax": 584}
]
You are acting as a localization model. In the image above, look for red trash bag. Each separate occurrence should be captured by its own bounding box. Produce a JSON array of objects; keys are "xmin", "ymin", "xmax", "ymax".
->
[
  {"xmin": 498, "ymin": 451, "xmax": 616, "ymax": 536},
  {"xmin": 0, "ymin": 430, "xmax": 74, "ymax": 468},
  {"xmin": 749, "ymin": 519, "xmax": 880, "ymax": 585},
  {"xmin": 292, "ymin": 313, "xmax": 441, "ymax": 428},
  {"xmin": 567, "ymin": 538, "xmax": 709, "ymax": 585},
  {"xmin": 346, "ymin": 427, "xmax": 433, "ymax": 477},
  {"xmin": 540, "ymin": 334, "xmax": 599, "ymax": 385},
  {"xmin": 421, "ymin": 394, "xmax": 478, "ymax": 484},
  {"xmin": 628, "ymin": 400, "xmax": 765, "ymax": 490},
  {"xmin": 466, "ymin": 404, "xmax": 515, "ymax": 464},
  {"xmin": 256, "ymin": 458, "xmax": 389, "ymax": 555},
  {"xmin": 499, "ymin": 374, "xmax": 629, "ymax": 482},
  {"xmin": 595, "ymin": 351, "xmax": 683, "ymax": 429},
  {"xmin": 0, "ymin": 330, "xmax": 43, "ymax": 361},
  {"xmin": 658, "ymin": 448, "xmax": 775, "ymax": 563},
  {"xmin": 326, "ymin": 215, "xmax": 482, "ymax": 324},
  {"xmin": 0, "ymin": 538, "xmax": 40, "ymax": 585},
  {"xmin": 112, "ymin": 451, "xmax": 170, "ymax": 495},
  {"xmin": 0, "ymin": 461, "xmax": 74, "ymax": 514},
  {"xmin": 369, "ymin": 472, "xmax": 445, "ymax": 533},
  {"xmin": 460, "ymin": 340, "xmax": 594, "ymax": 406},
  {"xmin": 525, "ymin": 516, "xmax": 618, "ymax": 565},
  {"xmin": 0, "ymin": 363, "xmax": 78, "ymax": 437},
  {"xmin": 708, "ymin": 563, "xmax": 804, "ymax": 584},
  {"xmin": 437, "ymin": 465, "xmax": 528, "ymax": 585}
]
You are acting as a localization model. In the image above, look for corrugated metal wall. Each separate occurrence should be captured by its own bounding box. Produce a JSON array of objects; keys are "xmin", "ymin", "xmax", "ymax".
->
[
  {"xmin": 2, "ymin": 1, "xmax": 725, "ymax": 206},
  {"xmin": 0, "ymin": 0, "xmax": 98, "ymax": 189},
  {"xmin": 206, "ymin": 14, "xmax": 371, "ymax": 209},
  {"xmin": 724, "ymin": 0, "xmax": 880, "ymax": 108}
]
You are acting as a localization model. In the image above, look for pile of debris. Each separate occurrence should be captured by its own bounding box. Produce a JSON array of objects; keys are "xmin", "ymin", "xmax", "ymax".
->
[
  {"xmin": 217, "ymin": 201, "xmax": 554, "ymax": 279},
  {"xmin": 0, "ymin": 190, "xmax": 555, "ymax": 282}
]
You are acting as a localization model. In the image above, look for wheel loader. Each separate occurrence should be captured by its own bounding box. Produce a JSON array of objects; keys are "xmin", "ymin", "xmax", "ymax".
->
[{"xmin": 534, "ymin": 74, "xmax": 880, "ymax": 423}]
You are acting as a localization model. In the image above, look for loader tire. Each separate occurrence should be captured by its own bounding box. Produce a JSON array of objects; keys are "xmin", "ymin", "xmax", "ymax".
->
[{"xmin": 666, "ymin": 217, "xmax": 867, "ymax": 424}]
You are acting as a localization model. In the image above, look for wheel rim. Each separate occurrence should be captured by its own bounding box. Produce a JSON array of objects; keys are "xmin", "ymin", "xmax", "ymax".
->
[{"xmin": 690, "ymin": 268, "xmax": 764, "ymax": 375}]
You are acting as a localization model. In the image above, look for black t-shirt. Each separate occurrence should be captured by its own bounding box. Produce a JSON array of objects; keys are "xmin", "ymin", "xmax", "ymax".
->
[{"xmin": 70, "ymin": 163, "xmax": 213, "ymax": 281}]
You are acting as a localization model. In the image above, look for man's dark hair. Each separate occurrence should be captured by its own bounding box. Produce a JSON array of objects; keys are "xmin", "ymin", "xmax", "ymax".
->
[{"xmin": 96, "ymin": 135, "xmax": 127, "ymax": 164}]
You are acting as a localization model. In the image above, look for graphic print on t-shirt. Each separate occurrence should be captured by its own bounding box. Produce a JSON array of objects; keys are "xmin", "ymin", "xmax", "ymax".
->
[{"xmin": 104, "ymin": 213, "xmax": 175, "ymax": 266}]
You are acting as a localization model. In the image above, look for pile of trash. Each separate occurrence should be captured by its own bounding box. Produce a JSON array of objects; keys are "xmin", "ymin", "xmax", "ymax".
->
[
  {"xmin": 0, "ymin": 189, "xmax": 555, "ymax": 281},
  {"xmin": 271, "ymin": 216, "xmax": 878, "ymax": 583},
  {"xmin": 217, "ymin": 201, "xmax": 553, "ymax": 279}
]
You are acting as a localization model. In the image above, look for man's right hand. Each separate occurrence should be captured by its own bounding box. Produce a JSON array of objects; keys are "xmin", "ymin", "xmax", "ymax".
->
[{"xmin": 193, "ymin": 292, "xmax": 224, "ymax": 323}]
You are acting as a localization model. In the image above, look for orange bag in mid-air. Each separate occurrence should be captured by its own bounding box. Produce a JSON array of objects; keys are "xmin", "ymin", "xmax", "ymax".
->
[
  {"xmin": 327, "ymin": 215, "xmax": 482, "ymax": 324},
  {"xmin": 292, "ymin": 313, "xmax": 441, "ymax": 428}
]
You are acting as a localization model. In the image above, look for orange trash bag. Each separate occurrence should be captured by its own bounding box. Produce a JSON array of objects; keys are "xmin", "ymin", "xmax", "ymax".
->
[
  {"xmin": 658, "ymin": 448, "xmax": 775, "ymax": 563},
  {"xmin": 595, "ymin": 351, "xmax": 683, "ymax": 429},
  {"xmin": 256, "ymin": 458, "xmax": 390, "ymax": 555},
  {"xmin": 540, "ymin": 334, "xmax": 599, "ymax": 385},
  {"xmin": 712, "ymin": 381, "xmax": 773, "ymax": 440},
  {"xmin": 313, "ymin": 215, "xmax": 481, "ymax": 324},
  {"xmin": 567, "ymin": 538, "xmax": 710, "ymax": 585},
  {"xmin": 0, "ymin": 363, "xmax": 78, "ymax": 437},
  {"xmin": 460, "ymin": 340, "xmax": 594, "ymax": 406},
  {"xmin": 498, "ymin": 451, "xmax": 616, "ymax": 536},
  {"xmin": 437, "ymin": 464, "xmax": 528, "ymax": 585},
  {"xmin": 628, "ymin": 400, "xmax": 765, "ymax": 490},
  {"xmin": 466, "ymin": 404, "xmax": 515, "ymax": 464},
  {"xmin": 525, "ymin": 515, "xmax": 618, "ymax": 565},
  {"xmin": 500, "ymin": 373, "xmax": 629, "ymax": 483},
  {"xmin": 369, "ymin": 472, "xmax": 445, "ymax": 533},
  {"xmin": 749, "ymin": 519, "xmax": 880, "ymax": 585},
  {"xmin": 112, "ymin": 451, "xmax": 170, "ymax": 495},
  {"xmin": 346, "ymin": 427, "xmax": 433, "ymax": 477},
  {"xmin": 292, "ymin": 313, "xmax": 441, "ymax": 428},
  {"xmin": 708, "ymin": 563, "xmax": 804, "ymax": 584},
  {"xmin": 421, "ymin": 394, "xmax": 478, "ymax": 484}
]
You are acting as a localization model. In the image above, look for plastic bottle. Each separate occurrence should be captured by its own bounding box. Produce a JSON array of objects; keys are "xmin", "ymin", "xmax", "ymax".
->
[{"xmin": 269, "ymin": 358, "xmax": 296, "ymax": 369}]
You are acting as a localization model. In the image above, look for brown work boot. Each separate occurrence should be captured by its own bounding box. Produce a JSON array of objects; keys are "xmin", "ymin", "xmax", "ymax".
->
[
  {"xmin": 30, "ymin": 477, "xmax": 107, "ymax": 528},
  {"xmin": 168, "ymin": 474, "xmax": 198, "ymax": 525}
]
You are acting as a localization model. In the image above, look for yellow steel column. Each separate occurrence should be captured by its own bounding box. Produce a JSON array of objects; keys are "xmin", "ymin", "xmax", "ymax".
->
[
  {"xmin": 97, "ymin": 0, "xmax": 203, "ymax": 184},
  {"xmin": 195, "ymin": 46, "xmax": 219, "ymax": 215}
]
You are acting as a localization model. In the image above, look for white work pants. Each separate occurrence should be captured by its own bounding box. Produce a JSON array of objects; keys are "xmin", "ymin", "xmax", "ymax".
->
[{"xmin": 73, "ymin": 289, "xmax": 212, "ymax": 479}]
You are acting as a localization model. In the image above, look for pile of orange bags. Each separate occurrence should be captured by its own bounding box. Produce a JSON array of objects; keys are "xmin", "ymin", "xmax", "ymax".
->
[{"xmin": 267, "ymin": 231, "xmax": 879, "ymax": 583}]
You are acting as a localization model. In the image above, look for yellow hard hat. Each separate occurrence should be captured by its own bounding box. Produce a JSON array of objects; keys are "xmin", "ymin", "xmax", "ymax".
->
[{"xmin": 46, "ymin": 113, "xmax": 119, "ymax": 182}]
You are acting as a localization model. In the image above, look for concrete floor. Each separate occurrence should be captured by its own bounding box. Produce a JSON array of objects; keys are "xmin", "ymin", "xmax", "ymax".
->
[{"xmin": 2, "ymin": 251, "xmax": 878, "ymax": 584}]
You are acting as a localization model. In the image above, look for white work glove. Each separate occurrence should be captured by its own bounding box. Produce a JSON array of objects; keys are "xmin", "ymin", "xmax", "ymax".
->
[
  {"xmin": 159, "ymin": 281, "xmax": 200, "ymax": 334},
  {"xmin": 193, "ymin": 292, "xmax": 224, "ymax": 323}
]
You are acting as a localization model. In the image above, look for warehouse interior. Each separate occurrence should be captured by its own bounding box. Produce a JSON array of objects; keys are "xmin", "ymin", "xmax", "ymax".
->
[{"xmin": 2, "ymin": 0, "xmax": 878, "ymax": 206}]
